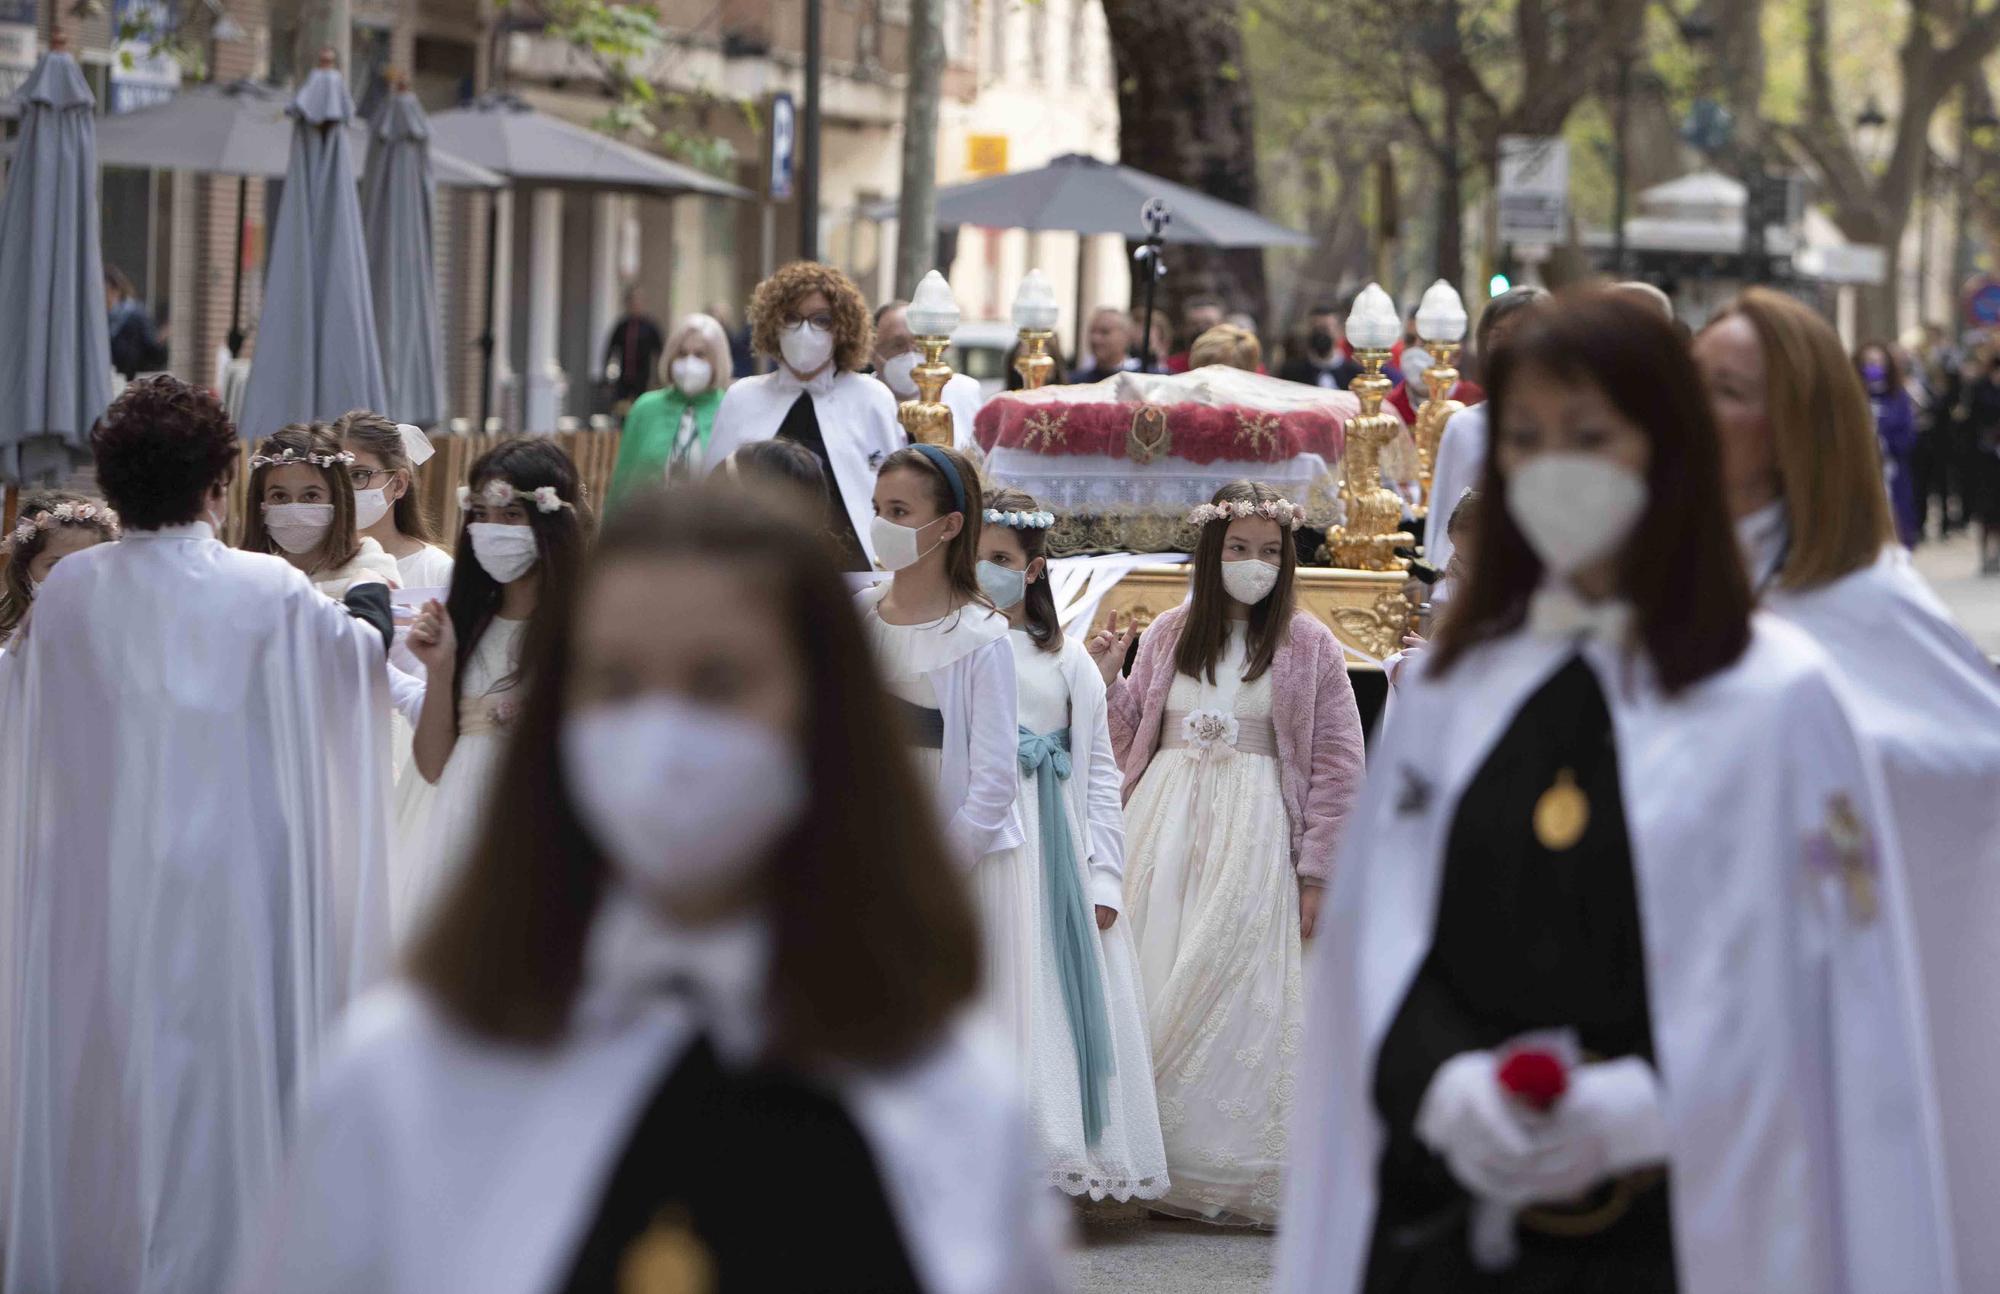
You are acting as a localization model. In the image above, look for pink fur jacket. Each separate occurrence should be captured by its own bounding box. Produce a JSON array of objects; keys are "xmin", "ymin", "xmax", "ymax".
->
[{"xmin": 1105, "ymin": 604, "xmax": 1365, "ymax": 884}]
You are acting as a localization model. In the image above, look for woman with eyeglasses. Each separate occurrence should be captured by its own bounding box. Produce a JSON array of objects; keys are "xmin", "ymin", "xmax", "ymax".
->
[
  {"xmin": 334, "ymin": 410, "xmax": 454, "ymax": 592},
  {"xmin": 702, "ymin": 262, "xmax": 904, "ymax": 571}
]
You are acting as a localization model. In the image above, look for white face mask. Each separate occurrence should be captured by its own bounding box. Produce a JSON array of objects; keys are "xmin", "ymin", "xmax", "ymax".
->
[
  {"xmin": 670, "ymin": 355, "xmax": 714, "ymax": 396},
  {"xmin": 1220, "ymin": 556, "xmax": 1281, "ymax": 605},
  {"xmin": 468, "ymin": 521, "xmax": 540, "ymax": 584},
  {"xmin": 1506, "ymin": 453, "xmax": 1650, "ymax": 577},
  {"xmin": 976, "ymin": 559, "xmax": 1027, "ymax": 609},
  {"xmin": 262, "ymin": 502, "xmax": 335, "ymax": 555},
  {"xmin": 352, "ymin": 487, "xmax": 391, "ymax": 530},
  {"xmin": 563, "ymin": 695, "xmax": 806, "ymax": 900},
  {"xmin": 779, "ymin": 321, "xmax": 835, "ymax": 375},
  {"xmin": 880, "ymin": 351, "xmax": 920, "ymax": 398},
  {"xmin": 870, "ymin": 513, "xmax": 948, "ymax": 572}
]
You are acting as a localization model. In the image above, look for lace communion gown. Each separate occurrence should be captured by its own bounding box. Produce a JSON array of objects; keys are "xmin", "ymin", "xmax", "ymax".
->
[
  {"xmin": 988, "ymin": 631, "xmax": 1168, "ymax": 1202},
  {"xmin": 1123, "ymin": 625, "xmax": 1304, "ymax": 1227},
  {"xmin": 390, "ymin": 616, "xmax": 527, "ymax": 940}
]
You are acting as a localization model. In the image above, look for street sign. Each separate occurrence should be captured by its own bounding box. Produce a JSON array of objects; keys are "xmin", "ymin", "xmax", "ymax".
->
[
  {"xmin": 769, "ymin": 93, "xmax": 796, "ymax": 202},
  {"xmin": 1965, "ymin": 275, "xmax": 2000, "ymax": 330},
  {"xmin": 1497, "ymin": 136, "xmax": 1569, "ymax": 247}
]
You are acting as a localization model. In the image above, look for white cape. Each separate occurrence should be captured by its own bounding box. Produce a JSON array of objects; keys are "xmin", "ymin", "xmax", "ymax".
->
[
  {"xmin": 0, "ymin": 524, "xmax": 394, "ymax": 1293},
  {"xmin": 1275, "ymin": 623, "xmax": 1954, "ymax": 1294},
  {"xmin": 1765, "ymin": 549, "xmax": 2000, "ymax": 1288},
  {"xmin": 231, "ymin": 986, "xmax": 1068, "ymax": 1294}
]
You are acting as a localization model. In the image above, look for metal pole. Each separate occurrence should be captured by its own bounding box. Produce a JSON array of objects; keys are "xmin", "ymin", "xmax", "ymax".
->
[
  {"xmin": 800, "ymin": 0, "xmax": 823, "ymax": 263},
  {"xmin": 1611, "ymin": 52, "xmax": 1631, "ymax": 277},
  {"xmin": 1138, "ymin": 248, "xmax": 1159, "ymax": 372},
  {"xmin": 1953, "ymin": 80, "xmax": 1975, "ymax": 307},
  {"xmin": 227, "ymin": 175, "xmax": 248, "ymax": 355},
  {"xmin": 478, "ymin": 194, "xmax": 499, "ymax": 429}
]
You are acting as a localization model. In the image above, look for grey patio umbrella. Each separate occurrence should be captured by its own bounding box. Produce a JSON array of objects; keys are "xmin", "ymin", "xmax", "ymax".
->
[
  {"xmin": 0, "ymin": 36, "xmax": 113, "ymax": 485},
  {"xmin": 863, "ymin": 153, "xmax": 1312, "ymax": 249},
  {"xmin": 361, "ymin": 85, "xmax": 448, "ymax": 428},
  {"xmin": 428, "ymin": 93, "xmax": 752, "ymax": 426},
  {"xmin": 236, "ymin": 57, "xmax": 386, "ymax": 440},
  {"xmin": 54, "ymin": 78, "xmax": 502, "ymax": 356}
]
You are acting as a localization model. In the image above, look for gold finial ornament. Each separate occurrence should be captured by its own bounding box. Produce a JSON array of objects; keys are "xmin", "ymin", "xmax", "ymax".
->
[
  {"xmin": 895, "ymin": 333, "xmax": 957, "ymax": 447},
  {"xmin": 1011, "ymin": 268, "xmax": 1061, "ymax": 390},
  {"xmin": 1014, "ymin": 329, "xmax": 1056, "ymax": 390},
  {"xmin": 1533, "ymin": 768, "xmax": 1590, "ymax": 852},
  {"xmin": 1326, "ymin": 347, "xmax": 1416, "ymax": 571},
  {"xmin": 1412, "ymin": 338, "xmax": 1464, "ymax": 512}
]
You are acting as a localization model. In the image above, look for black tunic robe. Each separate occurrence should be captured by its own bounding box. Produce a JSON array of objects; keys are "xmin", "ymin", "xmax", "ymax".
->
[
  {"xmin": 559, "ymin": 1036, "xmax": 923, "ymax": 1293},
  {"xmin": 776, "ymin": 392, "xmax": 872, "ymax": 571},
  {"xmin": 1362, "ymin": 656, "xmax": 1677, "ymax": 1293}
]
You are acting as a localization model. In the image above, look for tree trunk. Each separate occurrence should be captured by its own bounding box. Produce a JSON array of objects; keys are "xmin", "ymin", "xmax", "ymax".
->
[
  {"xmin": 893, "ymin": 0, "xmax": 944, "ymax": 299},
  {"xmin": 1436, "ymin": 80, "xmax": 1464, "ymax": 290},
  {"xmin": 1099, "ymin": 0, "xmax": 1268, "ymax": 321}
]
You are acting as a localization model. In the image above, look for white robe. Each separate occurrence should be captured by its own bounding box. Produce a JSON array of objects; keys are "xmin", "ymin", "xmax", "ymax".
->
[
  {"xmin": 704, "ymin": 366, "xmax": 905, "ymax": 566},
  {"xmin": 0, "ymin": 522, "xmax": 394, "ymax": 1293},
  {"xmin": 229, "ymin": 983, "xmax": 1068, "ymax": 1294},
  {"xmin": 856, "ymin": 583, "xmax": 1024, "ymax": 864},
  {"xmin": 1748, "ymin": 524, "xmax": 2000, "ymax": 1288},
  {"xmin": 1276, "ymin": 623, "xmax": 1954, "ymax": 1294},
  {"xmin": 1422, "ymin": 402, "xmax": 1486, "ymax": 596}
]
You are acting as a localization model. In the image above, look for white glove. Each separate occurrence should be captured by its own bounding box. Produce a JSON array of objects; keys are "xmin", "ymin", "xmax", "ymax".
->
[
  {"xmin": 1505, "ymin": 1056, "xmax": 1669, "ymax": 1206},
  {"xmin": 1415, "ymin": 1051, "xmax": 1543, "ymax": 1205}
]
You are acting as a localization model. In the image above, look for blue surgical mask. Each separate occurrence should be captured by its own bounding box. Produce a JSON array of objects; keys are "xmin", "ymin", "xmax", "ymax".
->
[
  {"xmin": 1862, "ymin": 362, "xmax": 1887, "ymax": 389},
  {"xmin": 976, "ymin": 558, "xmax": 1028, "ymax": 609}
]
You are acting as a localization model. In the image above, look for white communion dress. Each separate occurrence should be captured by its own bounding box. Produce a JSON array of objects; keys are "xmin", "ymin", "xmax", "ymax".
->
[
  {"xmin": 389, "ymin": 615, "xmax": 527, "ymax": 940},
  {"xmin": 1122, "ymin": 624, "xmax": 1304, "ymax": 1227},
  {"xmin": 977, "ymin": 630, "xmax": 1168, "ymax": 1201}
]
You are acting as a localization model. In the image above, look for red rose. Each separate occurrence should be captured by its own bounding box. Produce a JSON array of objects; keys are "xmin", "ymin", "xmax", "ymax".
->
[{"xmin": 1496, "ymin": 1048, "xmax": 1569, "ymax": 1112}]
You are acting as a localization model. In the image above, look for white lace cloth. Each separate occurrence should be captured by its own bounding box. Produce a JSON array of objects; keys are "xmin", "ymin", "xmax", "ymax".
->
[
  {"xmin": 1122, "ymin": 626, "xmax": 1303, "ymax": 1226},
  {"xmin": 976, "ymin": 632, "xmax": 1169, "ymax": 1201},
  {"xmin": 987, "ymin": 450, "xmax": 1331, "ymax": 512}
]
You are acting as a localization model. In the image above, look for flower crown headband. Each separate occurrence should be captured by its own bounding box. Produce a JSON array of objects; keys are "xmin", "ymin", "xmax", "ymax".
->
[
  {"xmin": 8, "ymin": 501, "xmax": 120, "ymax": 548},
  {"xmin": 458, "ymin": 480, "xmax": 573, "ymax": 514},
  {"xmin": 1185, "ymin": 496, "xmax": 1307, "ymax": 530},
  {"xmin": 250, "ymin": 447, "xmax": 355, "ymax": 470},
  {"xmin": 984, "ymin": 507, "xmax": 1056, "ymax": 530}
]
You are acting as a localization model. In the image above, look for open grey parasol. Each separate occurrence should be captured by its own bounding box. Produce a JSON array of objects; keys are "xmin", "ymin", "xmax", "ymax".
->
[
  {"xmin": 236, "ymin": 59, "xmax": 386, "ymax": 440},
  {"xmin": 0, "ymin": 37, "xmax": 114, "ymax": 485},
  {"xmin": 361, "ymin": 86, "xmax": 449, "ymax": 428}
]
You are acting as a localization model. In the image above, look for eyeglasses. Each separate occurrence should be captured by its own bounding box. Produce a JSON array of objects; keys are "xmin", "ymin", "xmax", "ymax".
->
[
  {"xmin": 782, "ymin": 312, "xmax": 836, "ymax": 332},
  {"xmin": 347, "ymin": 467, "xmax": 395, "ymax": 489}
]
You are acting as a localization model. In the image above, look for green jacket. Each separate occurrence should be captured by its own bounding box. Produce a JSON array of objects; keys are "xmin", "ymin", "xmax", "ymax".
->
[{"xmin": 607, "ymin": 386, "xmax": 725, "ymax": 512}]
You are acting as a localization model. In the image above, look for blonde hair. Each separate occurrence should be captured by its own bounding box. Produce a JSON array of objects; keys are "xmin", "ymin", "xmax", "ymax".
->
[
  {"xmin": 1702, "ymin": 288, "xmax": 1892, "ymax": 590},
  {"xmin": 658, "ymin": 312, "xmax": 734, "ymax": 392},
  {"xmin": 1189, "ymin": 323, "xmax": 1261, "ymax": 371}
]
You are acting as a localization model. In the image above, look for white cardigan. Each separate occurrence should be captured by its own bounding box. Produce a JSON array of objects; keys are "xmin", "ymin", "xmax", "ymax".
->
[
  {"xmin": 1040, "ymin": 633, "xmax": 1128, "ymax": 913},
  {"xmin": 857, "ymin": 584, "xmax": 1024, "ymax": 865},
  {"xmin": 704, "ymin": 366, "xmax": 904, "ymax": 565}
]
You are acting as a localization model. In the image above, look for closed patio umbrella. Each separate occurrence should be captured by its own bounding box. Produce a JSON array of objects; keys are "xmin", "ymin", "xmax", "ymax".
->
[
  {"xmin": 0, "ymin": 33, "xmax": 113, "ymax": 486},
  {"xmin": 361, "ymin": 80, "xmax": 449, "ymax": 428},
  {"xmin": 237, "ymin": 54, "xmax": 386, "ymax": 440}
]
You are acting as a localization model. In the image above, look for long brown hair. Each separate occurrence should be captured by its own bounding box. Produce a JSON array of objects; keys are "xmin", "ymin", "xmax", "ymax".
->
[
  {"xmin": 0, "ymin": 493, "xmax": 119, "ymax": 643},
  {"xmin": 238, "ymin": 423, "xmax": 362, "ymax": 574},
  {"xmin": 1430, "ymin": 290, "xmax": 1752, "ymax": 695},
  {"xmin": 409, "ymin": 483, "xmax": 981, "ymax": 1065},
  {"xmin": 878, "ymin": 444, "xmax": 987, "ymax": 609},
  {"xmin": 985, "ymin": 486, "xmax": 1061, "ymax": 652},
  {"xmin": 1175, "ymin": 480, "xmax": 1299, "ymax": 684},
  {"xmin": 1702, "ymin": 289, "xmax": 1895, "ymax": 591},
  {"xmin": 331, "ymin": 408, "xmax": 438, "ymax": 543},
  {"xmin": 443, "ymin": 438, "xmax": 590, "ymax": 730}
]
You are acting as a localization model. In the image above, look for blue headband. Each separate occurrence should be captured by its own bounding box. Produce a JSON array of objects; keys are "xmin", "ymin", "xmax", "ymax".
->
[{"xmin": 910, "ymin": 443, "xmax": 967, "ymax": 515}]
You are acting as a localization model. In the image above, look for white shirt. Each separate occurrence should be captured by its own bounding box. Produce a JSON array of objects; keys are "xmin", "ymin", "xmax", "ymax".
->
[{"xmin": 1424, "ymin": 402, "xmax": 1487, "ymax": 597}]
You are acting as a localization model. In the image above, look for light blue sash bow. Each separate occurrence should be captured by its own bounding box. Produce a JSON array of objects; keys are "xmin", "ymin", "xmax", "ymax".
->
[{"xmin": 1018, "ymin": 725, "xmax": 1115, "ymax": 1145}]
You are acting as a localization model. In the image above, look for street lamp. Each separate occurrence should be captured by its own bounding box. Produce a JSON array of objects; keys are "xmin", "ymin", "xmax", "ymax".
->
[{"xmin": 1856, "ymin": 97, "xmax": 1891, "ymax": 168}]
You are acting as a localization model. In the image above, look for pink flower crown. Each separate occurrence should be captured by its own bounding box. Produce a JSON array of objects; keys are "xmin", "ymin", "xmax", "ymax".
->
[
  {"xmin": 8, "ymin": 501, "xmax": 121, "ymax": 548},
  {"xmin": 250, "ymin": 447, "xmax": 355, "ymax": 470},
  {"xmin": 1184, "ymin": 496, "xmax": 1307, "ymax": 530},
  {"xmin": 458, "ymin": 480, "xmax": 573, "ymax": 514}
]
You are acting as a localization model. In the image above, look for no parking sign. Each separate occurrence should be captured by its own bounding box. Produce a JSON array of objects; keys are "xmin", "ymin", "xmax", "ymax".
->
[{"xmin": 1964, "ymin": 274, "xmax": 2000, "ymax": 330}]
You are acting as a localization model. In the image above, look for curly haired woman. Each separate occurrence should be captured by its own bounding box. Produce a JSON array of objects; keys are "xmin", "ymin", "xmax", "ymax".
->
[{"xmin": 703, "ymin": 261, "xmax": 904, "ymax": 570}]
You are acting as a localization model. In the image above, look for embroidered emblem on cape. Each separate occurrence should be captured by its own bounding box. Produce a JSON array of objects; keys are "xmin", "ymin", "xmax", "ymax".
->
[
  {"xmin": 1533, "ymin": 768, "xmax": 1590, "ymax": 852},
  {"xmin": 1127, "ymin": 404, "xmax": 1171, "ymax": 464},
  {"xmin": 617, "ymin": 1205, "xmax": 715, "ymax": 1293},
  {"xmin": 867, "ymin": 449, "xmax": 887, "ymax": 471},
  {"xmin": 1807, "ymin": 793, "xmax": 1879, "ymax": 925},
  {"xmin": 1394, "ymin": 764, "xmax": 1433, "ymax": 816}
]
